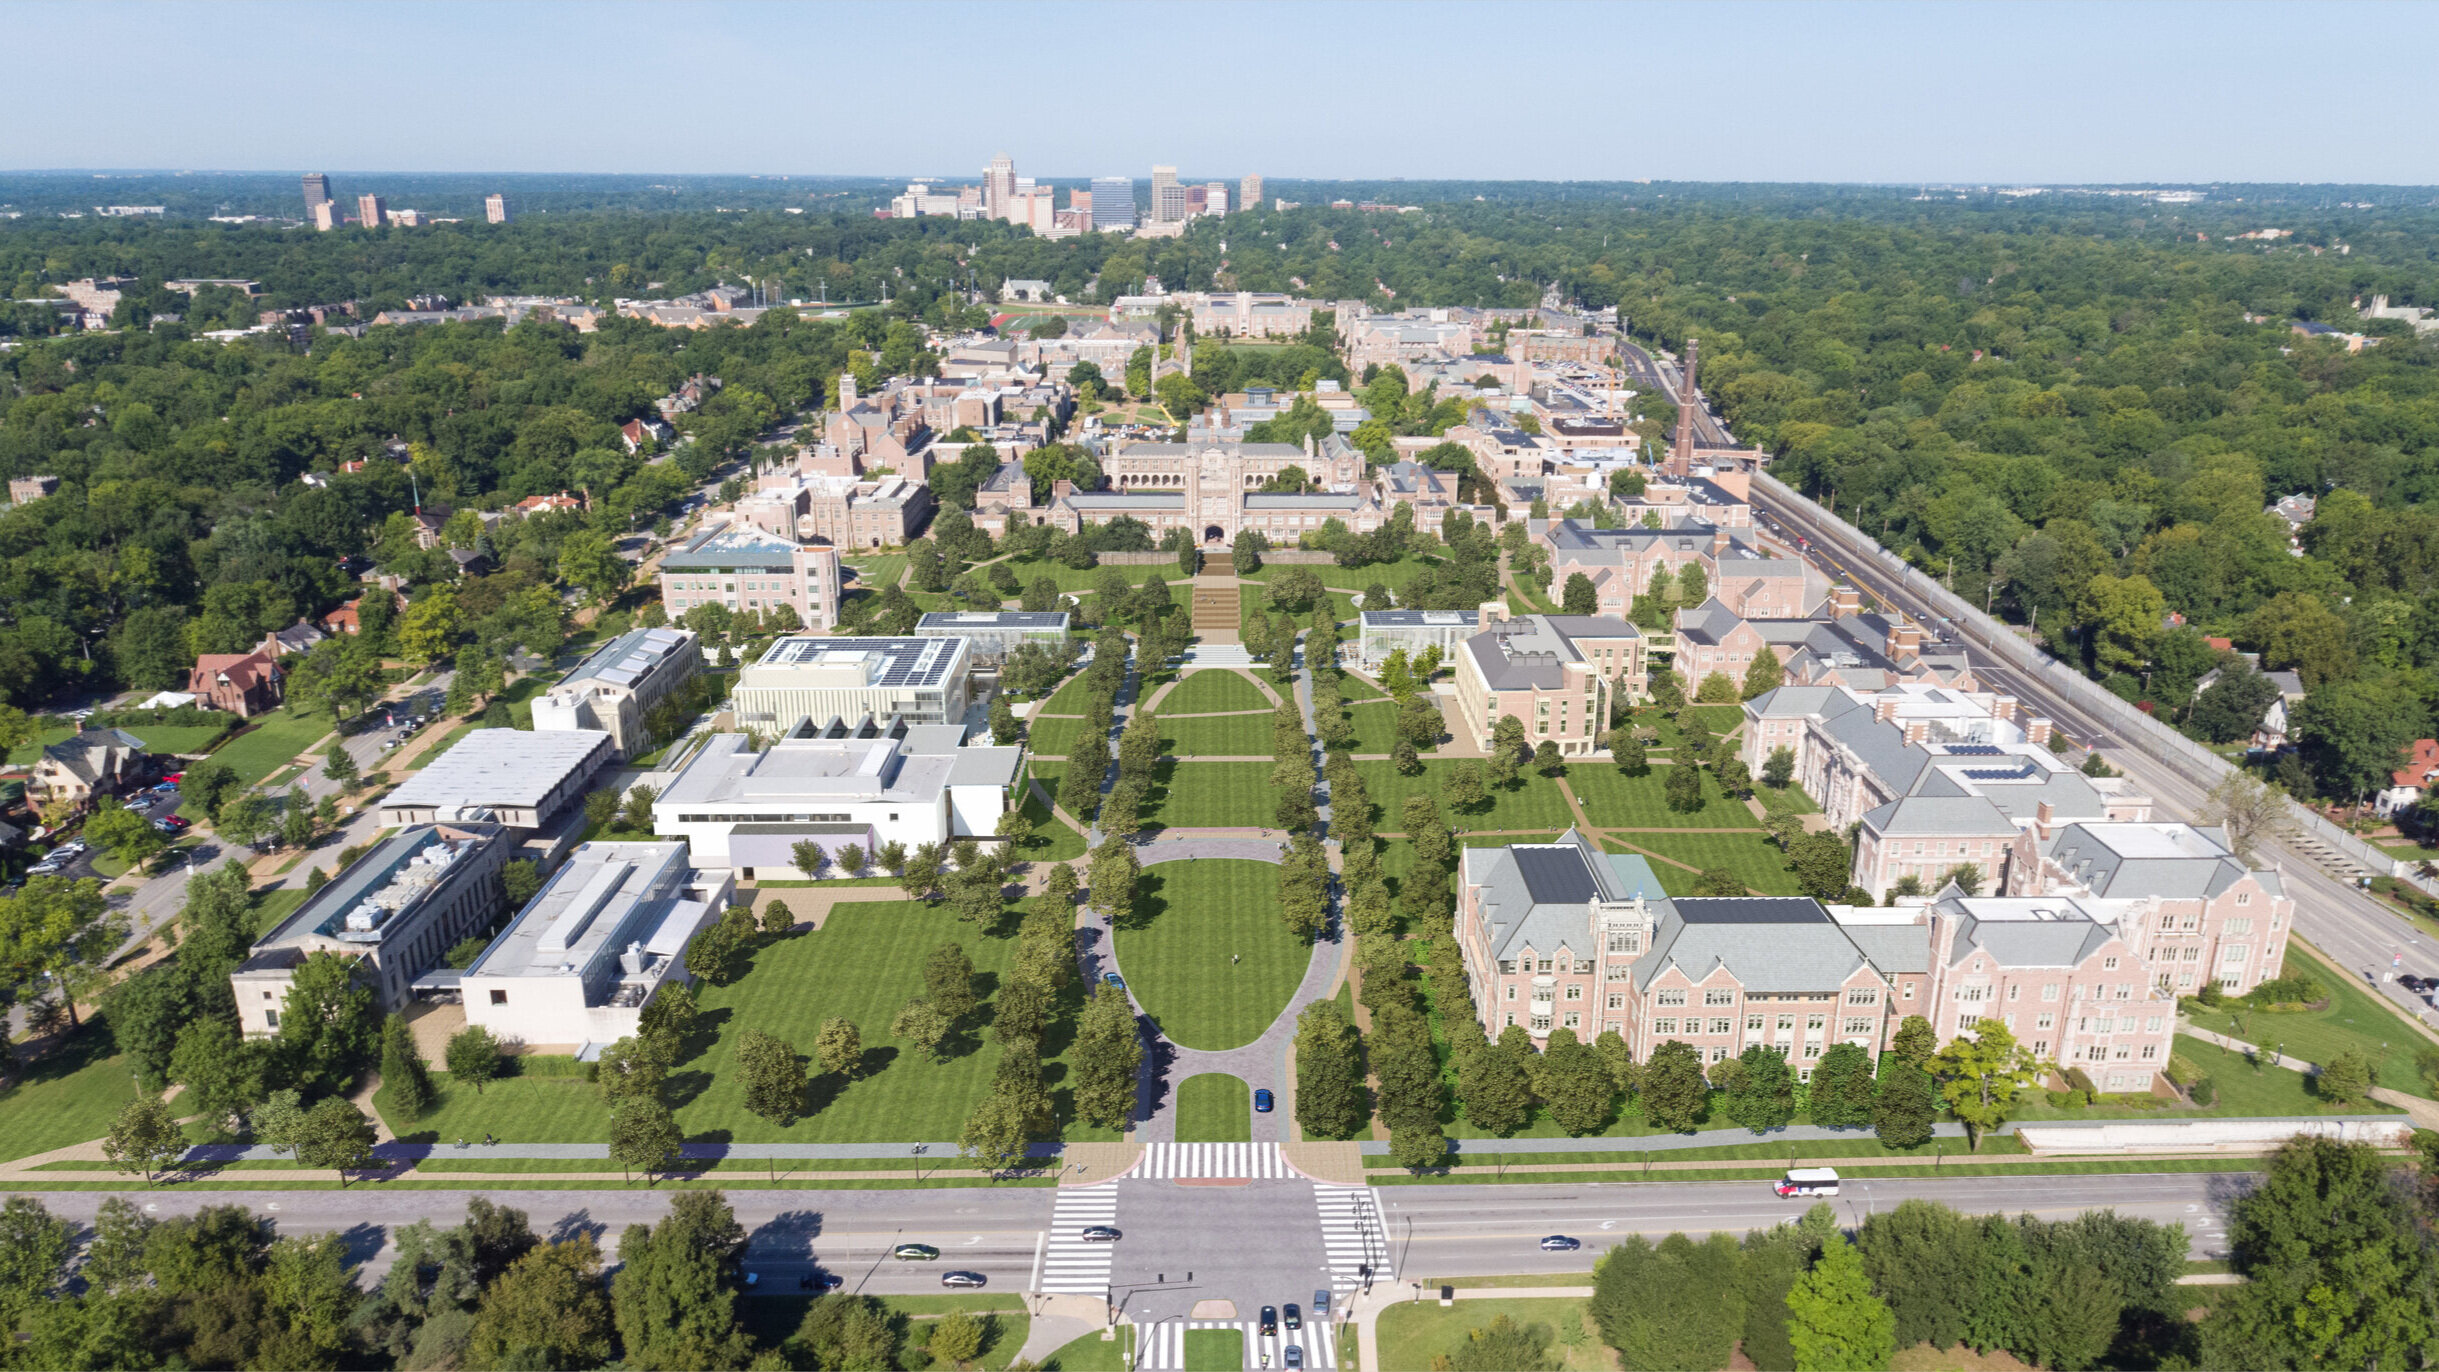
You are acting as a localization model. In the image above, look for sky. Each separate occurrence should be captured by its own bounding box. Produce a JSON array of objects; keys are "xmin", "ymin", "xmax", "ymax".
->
[{"xmin": 8, "ymin": 0, "xmax": 2436, "ymax": 185}]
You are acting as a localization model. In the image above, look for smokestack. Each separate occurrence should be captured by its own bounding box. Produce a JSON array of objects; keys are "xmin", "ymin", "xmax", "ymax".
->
[{"xmin": 1671, "ymin": 338, "xmax": 1699, "ymax": 476}]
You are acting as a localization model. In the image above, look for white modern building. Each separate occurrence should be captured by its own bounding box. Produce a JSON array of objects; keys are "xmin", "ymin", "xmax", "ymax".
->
[
  {"xmin": 532, "ymin": 626, "xmax": 699, "ymax": 760},
  {"xmin": 459, "ymin": 840, "xmax": 733, "ymax": 1051},
  {"xmin": 652, "ymin": 715, "xmax": 1022, "ymax": 876},
  {"xmin": 734, "ymin": 635, "xmax": 975, "ymax": 730},
  {"xmin": 377, "ymin": 728, "xmax": 615, "ymax": 829},
  {"xmin": 233, "ymin": 822, "xmax": 512, "ymax": 1033},
  {"xmin": 914, "ymin": 611, "xmax": 1072, "ymax": 665},
  {"xmin": 1355, "ymin": 608, "xmax": 1485, "ymax": 670}
]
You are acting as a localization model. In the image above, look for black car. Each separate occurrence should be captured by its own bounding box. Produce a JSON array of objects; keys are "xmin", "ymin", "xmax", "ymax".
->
[
  {"xmin": 940, "ymin": 1270, "xmax": 987, "ymax": 1288},
  {"xmin": 1540, "ymin": 1235, "xmax": 1582, "ymax": 1252},
  {"xmin": 2406, "ymin": 974, "xmax": 2437, "ymax": 993},
  {"xmin": 1259, "ymin": 1306, "xmax": 1278, "ymax": 1336},
  {"xmin": 1080, "ymin": 1226, "xmax": 1121, "ymax": 1242},
  {"xmin": 1284, "ymin": 1302, "xmax": 1302, "ymax": 1331}
]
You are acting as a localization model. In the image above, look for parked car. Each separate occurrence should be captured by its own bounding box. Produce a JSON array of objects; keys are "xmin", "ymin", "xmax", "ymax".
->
[
  {"xmin": 1101, "ymin": 971, "xmax": 1125, "ymax": 989},
  {"xmin": 1254, "ymin": 1088, "xmax": 1274, "ymax": 1113},
  {"xmin": 1284, "ymin": 1346, "xmax": 1305, "ymax": 1369},
  {"xmin": 890, "ymin": 1244, "xmax": 939, "ymax": 1261},
  {"xmin": 940, "ymin": 1271, "xmax": 987, "ymax": 1288},
  {"xmin": 164, "ymin": 772, "xmax": 184, "ymax": 784},
  {"xmin": 1539, "ymin": 1235, "xmax": 1581, "ymax": 1251}
]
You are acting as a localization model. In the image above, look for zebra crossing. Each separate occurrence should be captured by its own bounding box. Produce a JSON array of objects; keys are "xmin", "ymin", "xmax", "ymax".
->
[
  {"xmin": 1135, "ymin": 1319, "xmax": 1339, "ymax": 1370},
  {"xmin": 1036, "ymin": 1184, "xmax": 1120, "ymax": 1294},
  {"xmin": 1316, "ymin": 1185, "xmax": 1391, "ymax": 1296},
  {"xmin": 1136, "ymin": 1141, "xmax": 1295, "ymax": 1179}
]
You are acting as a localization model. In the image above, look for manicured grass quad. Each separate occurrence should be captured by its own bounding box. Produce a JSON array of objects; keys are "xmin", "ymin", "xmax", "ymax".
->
[
  {"xmin": 1355, "ymin": 760, "xmax": 1573, "ymax": 833},
  {"xmin": 1566, "ymin": 763, "xmax": 1759, "ymax": 830},
  {"xmin": 1174, "ymin": 1072, "xmax": 1252, "ymax": 1142},
  {"xmin": 1161, "ymin": 669, "xmax": 1274, "ymax": 714},
  {"xmin": 1113, "ymin": 861, "xmax": 1310, "ymax": 1051},
  {"xmin": 1604, "ymin": 830, "xmax": 1801, "ymax": 896},
  {"xmin": 1140, "ymin": 761, "xmax": 1280, "ymax": 830},
  {"xmin": 1159, "ymin": 713, "xmax": 1275, "ymax": 758},
  {"xmin": 384, "ymin": 900, "xmax": 1121, "ymax": 1145}
]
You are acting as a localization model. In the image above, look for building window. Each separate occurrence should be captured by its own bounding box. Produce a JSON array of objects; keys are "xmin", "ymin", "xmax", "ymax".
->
[
  {"xmin": 1777, "ymin": 1015, "xmax": 1795, "ymax": 1032},
  {"xmin": 1807, "ymin": 1015, "xmax": 1826, "ymax": 1032},
  {"xmin": 1564, "ymin": 1012, "xmax": 1581, "ymax": 1029},
  {"xmin": 1499, "ymin": 960, "xmax": 1517, "ymax": 974},
  {"xmin": 1504, "ymin": 986, "xmax": 1516, "ymax": 1001},
  {"xmin": 1564, "ymin": 986, "xmax": 1583, "ymax": 1001},
  {"xmin": 2036, "ymin": 1013, "xmax": 2055, "ymax": 1030},
  {"xmin": 2228, "ymin": 918, "xmax": 2253, "ymax": 936},
  {"xmin": 2141, "ymin": 1044, "xmax": 2159, "ymax": 1060},
  {"xmin": 1504, "ymin": 1013, "xmax": 1515, "ymax": 1027},
  {"xmin": 1843, "ymin": 1018, "xmax": 1873, "ymax": 1035},
  {"xmin": 2006, "ymin": 983, "xmax": 2020, "ymax": 1002},
  {"xmin": 264, "ymin": 1010, "xmax": 279, "ymax": 1028},
  {"xmin": 1704, "ymin": 990, "xmax": 1736, "ymax": 1006},
  {"xmin": 2042, "ymin": 983, "xmax": 2060, "ymax": 1001},
  {"xmin": 1531, "ymin": 1016, "xmax": 1552, "ymax": 1032},
  {"xmin": 1805, "ymin": 1043, "xmax": 1823, "ymax": 1059},
  {"xmin": 1903, "ymin": 984, "xmax": 1915, "ymax": 1000},
  {"xmin": 1658, "ymin": 990, "xmax": 1686, "ymax": 1007},
  {"xmin": 1845, "ymin": 989, "xmax": 1877, "ymax": 1005},
  {"xmin": 2103, "ymin": 956, "xmax": 2119, "ymax": 971},
  {"xmin": 1708, "ymin": 1017, "xmax": 1733, "ymax": 1035},
  {"xmin": 1747, "ymin": 1015, "xmax": 1765, "ymax": 1032},
  {"xmin": 1654, "ymin": 1018, "xmax": 1677, "ymax": 1034},
  {"xmin": 490, "ymin": 989, "xmax": 508, "ymax": 1005},
  {"xmin": 1607, "ymin": 994, "xmax": 1624, "ymax": 1010},
  {"xmin": 2235, "ymin": 892, "xmax": 2252, "ymax": 906},
  {"xmin": 1609, "ymin": 931, "xmax": 1639, "ymax": 953},
  {"xmin": 1606, "ymin": 966, "xmax": 1629, "ymax": 981},
  {"xmin": 2222, "ymin": 946, "xmax": 2248, "ymax": 965},
  {"xmin": 1538, "ymin": 959, "xmax": 1554, "ymax": 973}
]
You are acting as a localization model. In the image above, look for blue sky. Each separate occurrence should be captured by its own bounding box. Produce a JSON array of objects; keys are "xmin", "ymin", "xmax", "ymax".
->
[{"xmin": 8, "ymin": 0, "xmax": 2434, "ymax": 183}]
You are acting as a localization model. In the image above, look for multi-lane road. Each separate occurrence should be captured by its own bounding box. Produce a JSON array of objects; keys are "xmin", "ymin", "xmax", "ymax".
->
[
  {"xmin": 12, "ymin": 1169, "xmax": 2242, "ymax": 1302},
  {"xmin": 1750, "ymin": 479, "xmax": 2439, "ymax": 1032}
]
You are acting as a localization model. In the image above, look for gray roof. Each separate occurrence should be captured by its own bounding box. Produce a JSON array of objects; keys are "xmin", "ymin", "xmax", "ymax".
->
[
  {"xmin": 1362, "ymin": 610, "xmax": 1478, "ymax": 629},
  {"xmin": 661, "ymin": 525, "xmax": 807, "ymax": 571},
  {"xmin": 1674, "ymin": 598, "xmax": 1748, "ymax": 647},
  {"xmin": 1061, "ymin": 492, "xmax": 1183, "ymax": 510},
  {"xmin": 2039, "ymin": 822, "xmax": 2265, "ymax": 900},
  {"xmin": 381, "ymin": 729, "xmax": 612, "ymax": 817},
  {"xmin": 1860, "ymin": 795, "xmax": 2018, "ymax": 838},
  {"xmin": 561, "ymin": 626, "xmax": 696, "ymax": 689},
  {"xmin": 1935, "ymin": 896, "xmax": 2123, "ymax": 968},
  {"xmin": 917, "ymin": 610, "xmax": 1071, "ymax": 631},
  {"xmin": 754, "ymin": 635, "xmax": 963, "ymax": 687},
  {"xmin": 1465, "ymin": 830, "xmax": 1665, "ymax": 962},
  {"xmin": 1243, "ymin": 493, "xmax": 1361, "ymax": 510},
  {"xmin": 1636, "ymin": 897, "xmax": 1892, "ymax": 993}
]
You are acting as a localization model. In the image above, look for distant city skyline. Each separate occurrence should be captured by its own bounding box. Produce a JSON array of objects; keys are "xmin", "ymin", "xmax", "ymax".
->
[{"xmin": 5, "ymin": 1, "xmax": 2435, "ymax": 184}]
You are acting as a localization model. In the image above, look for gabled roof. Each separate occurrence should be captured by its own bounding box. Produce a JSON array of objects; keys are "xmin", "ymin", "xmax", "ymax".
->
[
  {"xmin": 1636, "ymin": 896, "xmax": 1894, "ymax": 993},
  {"xmin": 1464, "ymin": 829, "xmax": 1662, "ymax": 961},
  {"xmin": 1860, "ymin": 794, "xmax": 2018, "ymax": 837}
]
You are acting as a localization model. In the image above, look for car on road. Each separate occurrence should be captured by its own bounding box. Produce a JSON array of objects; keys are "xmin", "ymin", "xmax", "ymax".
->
[
  {"xmin": 890, "ymin": 1244, "xmax": 939, "ymax": 1261},
  {"xmin": 2405, "ymin": 974, "xmax": 2437, "ymax": 993},
  {"xmin": 1284, "ymin": 1303, "xmax": 1301, "ymax": 1331},
  {"xmin": 1284, "ymin": 1346, "xmax": 1304, "ymax": 1369},
  {"xmin": 939, "ymin": 1271, "xmax": 987, "ymax": 1288},
  {"xmin": 1313, "ymin": 1289, "xmax": 1330, "ymax": 1316},
  {"xmin": 164, "ymin": 771, "xmax": 183, "ymax": 784},
  {"xmin": 1101, "ymin": 971, "xmax": 1124, "ymax": 989},
  {"xmin": 1079, "ymin": 1226, "xmax": 1121, "ymax": 1242},
  {"xmin": 151, "ymin": 781, "xmax": 178, "ymax": 794},
  {"xmin": 1539, "ymin": 1235, "xmax": 1581, "ymax": 1251},
  {"xmin": 1259, "ymin": 1307, "xmax": 1278, "ymax": 1337},
  {"xmin": 1254, "ymin": 1088, "xmax": 1274, "ymax": 1113},
  {"xmin": 1776, "ymin": 1167, "xmax": 1840, "ymax": 1198}
]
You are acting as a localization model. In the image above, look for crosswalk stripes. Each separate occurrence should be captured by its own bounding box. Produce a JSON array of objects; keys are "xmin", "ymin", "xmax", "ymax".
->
[
  {"xmin": 1136, "ymin": 1319, "xmax": 1338, "ymax": 1370},
  {"xmin": 1315, "ymin": 1184, "xmax": 1391, "ymax": 1297},
  {"xmin": 1035, "ymin": 1184, "xmax": 1120, "ymax": 1295},
  {"xmin": 1136, "ymin": 1141, "xmax": 1294, "ymax": 1179}
]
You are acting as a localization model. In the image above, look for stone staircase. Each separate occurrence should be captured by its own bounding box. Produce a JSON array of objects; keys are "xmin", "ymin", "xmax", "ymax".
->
[
  {"xmin": 1190, "ymin": 581, "xmax": 1240, "ymax": 642},
  {"xmin": 1180, "ymin": 643, "xmax": 1258, "ymax": 667}
]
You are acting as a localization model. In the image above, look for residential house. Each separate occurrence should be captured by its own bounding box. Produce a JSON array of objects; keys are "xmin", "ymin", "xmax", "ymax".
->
[
  {"xmin": 2377, "ymin": 739, "xmax": 2439, "ymax": 817},
  {"xmin": 28, "ymin": 728, "xmax": 150, "ymax": 810},
  {"xmin": 187, "ymin": 646, "xmax": 283, "ymax": 717}
]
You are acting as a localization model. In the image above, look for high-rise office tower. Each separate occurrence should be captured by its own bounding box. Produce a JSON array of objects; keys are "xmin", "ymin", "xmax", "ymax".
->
[
  {"xmin": 485, "ymin": 193, "xmax": 511, "ymax": 224},
  {"xmin": 1150, "ymin": 165, "xmax": 1183, "ymax": 223},
  {"xmin": 1090, "ymin": 177, "xmax": 1135, "ymax": 231},
  {"xmin": 357, "ymin": 193, "xmax": 387, "ymax": 228},
  {"xmin": 311, "ymin": 202, "xmax": 338, "ymax": 232},
  {"xmin": 984, "ymin": 153, "xmax": 1016, "ymax": 221},
  {"xmin": 1205, "ymin": 182, "xmax": 1230, "ymax": 216},
  {"xmin": 302, "ymin": 172, "xmax": 330, "ymax": 213},
  {"xmin": 1241, "ymin": 174, "xmax": 1264, "ymax": 214}
]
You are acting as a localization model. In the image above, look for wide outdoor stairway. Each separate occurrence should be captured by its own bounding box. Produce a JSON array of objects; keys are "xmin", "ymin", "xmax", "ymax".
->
[
  {"xmin": 1179, "ymin": 643, "xmax": 1258, "ymax": 667},
  {"xmin": 1191, "ymin": 581, "xmax": 1241, "ymax": 639}
]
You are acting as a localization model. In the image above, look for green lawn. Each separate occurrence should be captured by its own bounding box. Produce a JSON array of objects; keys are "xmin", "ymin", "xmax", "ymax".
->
[
  {"xmin": 1015, "ymin": 787, "xmax": 1086, "ymax": 862},
  {"xmin": 1142, "ymin": 761, "xmax": 1280, "ymax": 830},
  {"xmin": 1040, "ymin": 1330, "xmax": 1130, "ymax": 1372},
  {"xmin": 1567, "ymin": 764, "xmax": 1759, "ymax": 830},
  {"xmin": 0, "ymin": 1025, "xmax": 141, "ymax": 1162},
  {"xmin": 1175, "ymin": 1072, "xmax": 1251, "ymax": 1142},
  {"xmin": 1244, "ymin": 553, "xmax": 1446, "ymax": 597},
  {"xmin": 1163, "ymin": 669, "xmax": 1274, "ymax": 714},
  {"xmin": 2181, "ymin": 944, "xmax": 2436, "ymax": 1099},
  {"xmin": 1114, "ymin": 861, "xmax": 1310, "ymax": 1051},
  {"xmin": 1757, "ymin": 781, "xmax": 1822, "ymax": 816},
  {"xmin": 1184, "ymin": 1328, "xmax": 1243, "ymax": 1372},
  {"xmin": 1028, "ymin": 714, "xmax": 1090, "ymax": 765},
  {"xmin": 383, "ymin": 900, "xmax": 1122, "ymax": 1145},
  {"xmin": 1377, "ymin": 1299, "xmax": 1609, "ymax": 1372},
  {"xmin": 841, "ymin": 555, "xmax": 907, "ymax": 593},
  {"xmin": 1357, "ymin": 761, "xmax": 1574, "ymax": 834},
  {"xmin": 739, "ymin": 1294, "xmax": 1028, "ymax": 1370},
  {"xmin": 209, "ymin": 705, "xmax": 342, "ymax": 787},
  {"xmin": 1337, "ymin": 673, "xmax": 1387, "ymax": 702},
  {"xmin": 1605, "ymin": 831, "xmax": 1799, "ymax": 895},
  {"xmin": 1161, "ymin": 713, "xmax": 1274, "ymax": 758},
  {"xmin": 0, "ymin": 720, "xmax": 234, "ymax": 766},
  {"xmin": 1345, "ymin": 699, "xmax": 1423, "ymax": 756},
  {"xmin": 1040, "ymin": 673, "xmax": 1115, "ymax": 717}
]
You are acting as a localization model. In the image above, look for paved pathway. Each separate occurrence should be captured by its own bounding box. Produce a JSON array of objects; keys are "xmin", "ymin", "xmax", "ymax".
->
[{"xmin": 2179, "ymin": 1024, "xmax": 2439, "ymax": 1129}]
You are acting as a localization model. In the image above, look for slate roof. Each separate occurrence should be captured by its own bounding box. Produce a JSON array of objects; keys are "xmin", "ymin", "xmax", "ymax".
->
[
  {"xmin": 1464, "ymin": 829, "xmax": 1663, "ymax": 962},
  {"xmin": 1636, "ymin": 896, "xmax": 1898, "ymax": 993},
  {"xmin": 1860, "ymin": 795, "xmax": 2019, "ymax": 837},
  {"xmin": 2039, "ymin": 822, "xmax": 2272, "ymax": 900},
  {"xmin": 1935, "ymin": 896, "xmax": 2127, "ymax": 968}
]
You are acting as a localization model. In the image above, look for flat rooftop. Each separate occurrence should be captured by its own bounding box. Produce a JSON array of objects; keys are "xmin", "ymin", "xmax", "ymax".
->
[
  {"xmin": 752, "ymin": 635, "xmax": 965, "ymax": 688},
  {"xmin": 471, "ymin": 841, "xmax": 700, "ymax": 981},
  {"xmin": 661, "ymin": 526, "xmax": 809, "ymax": 570},
  {"xmin": 560, "ymin": 625, "xmax": 694, "ymax": 689},
  {"xmin": 916, "ymin": 611, "xmax": 1071, "ymax": 630},
  {"xmin": 380, "ymin": 729, "xmax": 612, "ymax": 817},
  {"xmin": 1362, "ymin": 610, "xmax": 1477, "ymax": 627},
  {"xmin": 259, "ymin": 823, "xmax": 501, "ymax": 949}
]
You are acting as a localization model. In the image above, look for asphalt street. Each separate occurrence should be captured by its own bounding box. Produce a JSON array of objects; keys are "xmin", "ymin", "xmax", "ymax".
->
[
  {"xmin": 4, "ymin": 1169, "xmax": 2247, "ymax": 1303},
  {"xmin": 1751, "ymin": 484, "xmax": 2439, "ymax": 1036}
]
